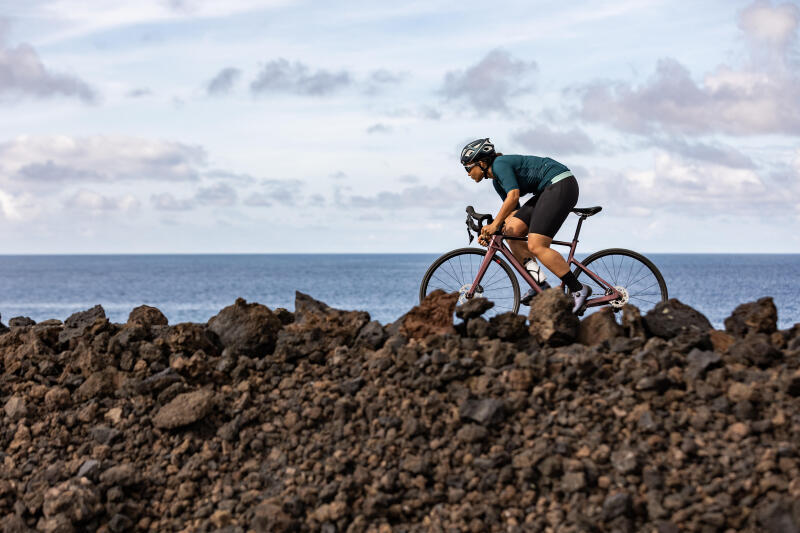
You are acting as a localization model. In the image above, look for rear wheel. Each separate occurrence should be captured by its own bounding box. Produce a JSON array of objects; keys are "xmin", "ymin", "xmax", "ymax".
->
[
  {"xmin": 419, "ymin": 248, "xmax": 520, "ymax": 318},
  {"xmin": 574, "ymin": 248, "xmax": 668, "ymax": 314}
]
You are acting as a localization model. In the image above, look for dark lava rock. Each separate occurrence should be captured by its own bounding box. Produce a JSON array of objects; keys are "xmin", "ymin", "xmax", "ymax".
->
[
  {"xmin": 8, "ymin": 317, "xmax": 35, "ymax": 327},
  {"xmin": 489, "ymin": 312, "xmax": 528, "ymax": 341},
  {"xmin": 355, "ymin": 321, "xmax": 386, "ymax": 350},
  {"xmin": 603, "ymin": 491, "xmax": 632, "ymax": 520},
  {"xmin": 60, "ymin": 304, "xmax": 106, "ymax": 342},
  {"xmin": 757, "ymin": 497, "xmax": 800, "ymax": 533},
  {"xmin": 459, "ymin": 398, "xmax": 505, "ymax": 426},
  {"xmin": 686, "ymin": 348, "xmax": 722, "ymax": 380},
  {"xmin": 528, "ymin": 288, "xmax": 579, "ymax": 346},
  {"xmin": 643, "ymin": 299, "xmax": 712, "ymax": 339},
  {"xmin": 728, "ymin": 335, "xmax": 782, "ymax": 367},
  {"xmin": 208, "ymin": 298, "xmax": 283, "ymax": 357},
  {"xmin": 455, "ymin": 297, "xmax": 494, "ymax": 320},
  {"xmin": 725, "ymin": 297, "xmax": 778, "ymax": 337},
  {"xmin": 1, "ymin": 293, "xmax": 798, "ymax": 533}
]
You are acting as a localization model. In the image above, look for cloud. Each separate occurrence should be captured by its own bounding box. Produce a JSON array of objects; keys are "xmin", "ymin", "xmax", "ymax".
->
[
  {"xmin": 649, "ymin": 138, "xmax": 756, "ymax": 169},
  {"xmin": 151, "ymin": 192, "xmax": 195, "ymax": 211},
  {"xmin": 194, "ymin": 183, "xmax": 237, "ymax": 206},
  {"xmin": 65, "ymin": 189, "xmax": 141, "ymax": 212},
  {"xmin": 251, "ymin": 59, "xmax": 351, "ymax": 96},
  {"xmin": 341, "ymin": 178, "xmax": 469, "ymax": 210},
  {"xmin": 513, "ymin": 125, "xmax": 596, "ymax": 156},
  {"xmin": 0, "ymin": 136, "xmax": 207, "ymax": 190},
  {"xmin": 363, "ymin": 69, "xmax": 406, "ymax": 95},
  {"xmin": 243, "ymin": 179, "xmax": 301, "ymax": 206},
  {"xmin": 0, "ymin": 188, "xmax": 39, "ymax": 221},
  {"xmin": 577, "ymin": 2, "xmax": 800, "ymax": 136},
  {"xmin": 0, "ymin": 37, "xmax": 97, "ymax": 102},
  {"xmin": 206, "ymin": 67, "xmax": 241, "ymax": 96},
  {"xmin": 366, "ymin": 123, "xmax": 392, "ymax": 134},
  {"xmin": 740, "ymin": 0, "xmax": 799, "ymax": 51},
  {"xmin": 126, "ymin": 88, "xmax": 152, "ymax": 98},
  {"xmin": 441, "ymin": 49, "xmax": 537, "ymax": 113},
  {"xmin": 584, "ymin": 150, "xmax": 799, "ymax": 217}
]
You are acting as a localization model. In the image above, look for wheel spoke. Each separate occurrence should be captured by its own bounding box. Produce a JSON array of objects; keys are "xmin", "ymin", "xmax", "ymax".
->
[{"xmin": 420, "ymin": 250, "xmax": 520, "ymax": 320}]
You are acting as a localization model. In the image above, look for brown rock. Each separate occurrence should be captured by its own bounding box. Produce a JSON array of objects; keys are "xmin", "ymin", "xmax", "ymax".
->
[
  {"xmin": 42, "ymin": 478, "xmax": 100, "ymax": 522},
  {"xmin": 725, "ymin": 297, "xmax": 778, "ymax": 337},
  {"xmin": 44, "ymin": 387, "xmax": 71, "ymax": 410},
  {"xmin": 74, "ymin": 369, "xmax": 119, "ymax": 402},
  {"xmin": 127, "ymin": 305, "xmax": 168, "ymax": 328},
  {"xmin": 528, "ymin": 288, "xmax": 579, "ymax": 346},
  {"xmin": 153, "ymin": 389, "xmax": 215, "ymax": 429},
  {"xmin": 578, "ymin": 308, "xmax": 623, "ymax": 345},
  {"xmin": 727, "ymin": 382, "xmax": 755, "ymax": 403},
  {"xmin": 398, "ymin": 290, "xmax": 458, "ymax": 340},
  {"xmin": 709, "ymin": 330, "xmax": 735, "ymax": 353},
  {"xmin": 4, "ymin": 395, "xmax": 27, "ymax": 420}
]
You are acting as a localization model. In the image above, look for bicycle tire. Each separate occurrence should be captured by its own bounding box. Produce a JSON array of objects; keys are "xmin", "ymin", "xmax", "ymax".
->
[
  {"xmin": 574, "ymin": 248, "xmax": 668, "ymax": 313},
  {"xmin": 419, "ymin": 248, "xmax": 520, "ymax": 317}
]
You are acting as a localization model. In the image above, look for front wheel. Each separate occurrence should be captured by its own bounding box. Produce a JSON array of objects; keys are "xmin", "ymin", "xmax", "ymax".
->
[
  {"xmin": 419, "ymin": 248, "xmax": 520, "ymax": 318},
  {"xmin": 574, "ymin": 248, "xmax": 668, "ymax": 314}
]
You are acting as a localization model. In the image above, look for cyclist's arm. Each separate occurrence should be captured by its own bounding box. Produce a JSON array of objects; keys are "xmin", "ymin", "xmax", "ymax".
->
[{"xmin": 494, "ymin": 189, "xmax": 520, "ymax": 227}]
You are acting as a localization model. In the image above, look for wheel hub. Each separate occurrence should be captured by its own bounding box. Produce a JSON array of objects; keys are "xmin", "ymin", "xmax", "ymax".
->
[
  {"xmin": 458, "ymin": 283, "xmax": 483, "ymax": 305},
  {"xmin": 608, "ymin": 285, "xmax": 629, "ymax": 309}
]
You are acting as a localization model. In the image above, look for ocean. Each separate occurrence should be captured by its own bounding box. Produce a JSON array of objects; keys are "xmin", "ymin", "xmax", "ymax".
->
[{"xmin": 0, "ymin": 254, "xmax": 797, "ymax": 330}]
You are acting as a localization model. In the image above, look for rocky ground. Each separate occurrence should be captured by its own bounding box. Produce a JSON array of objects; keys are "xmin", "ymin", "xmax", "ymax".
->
[{"xmin": 1, "ymin": 290, "xmax": 799, "ymax": 533}]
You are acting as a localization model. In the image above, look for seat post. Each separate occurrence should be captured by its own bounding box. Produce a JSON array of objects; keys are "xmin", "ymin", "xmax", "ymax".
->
[{"xmin": 572, "ymin": 215, "xmax": 587, "ymax": 243}]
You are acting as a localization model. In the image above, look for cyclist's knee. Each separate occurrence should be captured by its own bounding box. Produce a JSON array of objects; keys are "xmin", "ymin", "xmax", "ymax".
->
[
  {"xmin": 504, "ymin": 217, "xmax": 527, "ymax": 236},
  {"xmin": 527, "ymin": 241, "xmax": 550, "ymax": 257}
]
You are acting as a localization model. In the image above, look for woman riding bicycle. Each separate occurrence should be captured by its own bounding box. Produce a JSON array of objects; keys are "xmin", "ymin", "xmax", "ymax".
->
[{"xmin": 462, "ymin": 138, "xmax": 591, "ymax": 313}]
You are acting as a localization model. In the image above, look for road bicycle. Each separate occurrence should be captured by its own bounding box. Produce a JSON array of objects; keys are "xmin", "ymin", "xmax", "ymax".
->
[{"xmin": 419, "ymin": 205, "xmax": 668, "ymax": 318}]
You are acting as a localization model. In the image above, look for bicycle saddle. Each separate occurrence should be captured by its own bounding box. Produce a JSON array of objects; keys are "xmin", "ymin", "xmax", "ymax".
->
[{"xmin": 571, "ymin": 206, "xmax": 602, "ymax": 216}]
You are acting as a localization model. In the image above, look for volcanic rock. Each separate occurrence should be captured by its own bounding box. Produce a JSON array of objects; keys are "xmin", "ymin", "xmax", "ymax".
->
[
  {"xmin": 208, "ymin": 298, "xmax": 282, "ymax": 357},
  {"xmin": 59, "ymin": 305, "xmax": 106, "ymax": 344},
  {"xmin": 152, "ymin": 388, "xmax": 215, "ymax": 429},
  {"xmin": 455, "ymin": 297, "xmax": 494, "ymax": 320},
  {"xmin": 9, "ymin": 317, "xmax": 35, "ymax": 327},
  {"xmin": 397, "ymin": 289, "xmax": 458, "ymax": 339},
  {"xmin": 578, "ymin": 307, "xmax": 623, "ymax": 345},
  {"xmin": 126, "ymin": 305, "xmax": 168, "ymax": 328},
  {"xmin": 0, "ymin": 294, "xmax": 798, "ymax": 532},
  {"xmin": 643, "ymin": 298, "xmax": 713, "ymax": 339},
  {"xmin": 528, "ymin": 288, "xmax": 579, "ymax": 346},
  {"xmin": 725, "ymin": 297, "xmax": 778, "ymax": 337}
]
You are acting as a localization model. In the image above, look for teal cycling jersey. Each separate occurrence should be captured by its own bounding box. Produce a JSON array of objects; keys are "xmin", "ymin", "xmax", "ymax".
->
[{"xmin": 491, "ymin": 154, "xmax": 572, "ymax": 200}]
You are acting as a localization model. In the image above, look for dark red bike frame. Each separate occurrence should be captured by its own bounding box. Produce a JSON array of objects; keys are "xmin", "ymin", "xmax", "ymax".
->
[{"xmin": 466, "ymin": 215, "xmax": 622, "ymax": 308}]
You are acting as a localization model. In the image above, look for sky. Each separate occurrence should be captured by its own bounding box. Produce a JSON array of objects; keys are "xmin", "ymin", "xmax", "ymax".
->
[{"xmin": 0, "ymin": 0, "xmax": 798, "ymax": 254}]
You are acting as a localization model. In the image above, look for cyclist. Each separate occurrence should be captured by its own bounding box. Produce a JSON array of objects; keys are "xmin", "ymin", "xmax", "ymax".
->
[{"xmin": 461, "ymin": 138, "xmax": 591, "ymax": 313}]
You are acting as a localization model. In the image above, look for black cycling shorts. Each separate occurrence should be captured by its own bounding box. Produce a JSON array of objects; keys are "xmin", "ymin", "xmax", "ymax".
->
[{"xmin": 510, "ymin": 175, "xmax": 579, "ymax": 238}]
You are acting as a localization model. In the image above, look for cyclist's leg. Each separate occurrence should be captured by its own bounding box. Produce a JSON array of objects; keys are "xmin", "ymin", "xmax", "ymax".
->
[
  {"xmin": 504, "ymin": 213, "xmax": 529, "ymax": 264},
  {"xmin": 526, "ymin": 176, "xmax": 579, "ymax": 277},
  {"xmin": 506, "ymin": 198, "xmax": 538, "ymax": 265}
]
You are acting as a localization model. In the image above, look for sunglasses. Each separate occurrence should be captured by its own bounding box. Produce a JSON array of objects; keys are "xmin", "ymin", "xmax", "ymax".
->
[{"xmin": 464, "ymin": 162, "xmax": 480, "ymax": 173}]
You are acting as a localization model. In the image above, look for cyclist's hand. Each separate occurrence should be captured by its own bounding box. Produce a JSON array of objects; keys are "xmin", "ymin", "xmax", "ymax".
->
[
  {"xmin": 478, "ymin": 234, "xmax": 489, "ymax": 246},
  {"xmin": 480, "ymin": 221, "xmax": 499, "ymax": 242}
]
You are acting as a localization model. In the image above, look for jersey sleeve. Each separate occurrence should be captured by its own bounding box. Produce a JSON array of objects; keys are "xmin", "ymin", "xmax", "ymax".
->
[
  {"xmin": 492, "ymin": 179, "xmax": 506, "ymax": 200},
  {"xmin": 492, "ymin": 158, "xmax": 519, "ymax": 196}
]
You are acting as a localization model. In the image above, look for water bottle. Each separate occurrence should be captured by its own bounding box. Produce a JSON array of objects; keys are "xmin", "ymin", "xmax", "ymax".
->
[{"xmin": 524, "ymin": 258, "xmax": 548, "ymax": 285}]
